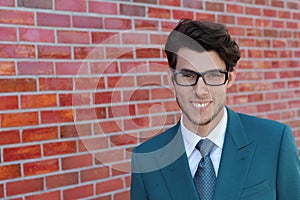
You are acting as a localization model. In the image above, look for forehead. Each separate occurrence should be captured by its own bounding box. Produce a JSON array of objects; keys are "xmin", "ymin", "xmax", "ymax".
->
[{"xmin": 176, "ymin": 48, "xmax": 226, "ymax": 72}]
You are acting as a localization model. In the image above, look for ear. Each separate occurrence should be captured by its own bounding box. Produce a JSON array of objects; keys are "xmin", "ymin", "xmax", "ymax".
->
[
  {"xmin": 166, "ymin": 68, "xmax": 175, "ymax": 91},
  {"xmin": 227, "ymin": 68, "xmax": 237, "ymax": 88}
]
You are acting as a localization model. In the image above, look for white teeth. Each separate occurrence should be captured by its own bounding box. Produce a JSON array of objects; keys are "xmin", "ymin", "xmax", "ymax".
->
[{"xmin": 193, "ymin": 102, "xmax": 209, "ymax": 108}]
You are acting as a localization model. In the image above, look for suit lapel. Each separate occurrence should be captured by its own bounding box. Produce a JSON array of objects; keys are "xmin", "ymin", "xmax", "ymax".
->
[
  {"xmin": 157, "ymin": 124, "xmax": 199, "ymax": 200},
  {"xmin": 214, "ymin": 108, "xmax": 256, "ymax": 200}
]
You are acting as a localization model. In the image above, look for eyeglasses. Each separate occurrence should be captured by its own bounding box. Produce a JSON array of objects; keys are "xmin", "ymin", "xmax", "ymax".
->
[{"xmin": 172, "ymin": 69, "xmax": 229, "ymax": 86}]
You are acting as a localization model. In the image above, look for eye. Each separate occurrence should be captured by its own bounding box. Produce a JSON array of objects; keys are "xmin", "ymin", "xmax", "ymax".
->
[{"xmin": 180, "ymin": 72, "xmax": 197, "ymax": 78}]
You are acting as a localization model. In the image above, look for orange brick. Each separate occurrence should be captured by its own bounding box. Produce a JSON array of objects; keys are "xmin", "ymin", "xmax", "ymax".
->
[
  {"xmin": 0, "ymin": 44, "xmax": 35, "ymax": 58},
  {"xmin": 57, "ymin": 30, "xmax": 90, "ymax": 44},
  {"xmin": 26, "ymin": 191, "xmax": 61, "ymax": 200},
  {"xmin": 80, "ymin": 166, "xmax": 110, "ymax": 182},
  {"xmin": 0, "ymin": 130, "xmax": 20, "ymax": 145},
  {"xmin": 0, "ymin": 62, "xmax": 15, "ymax": 75},
  {"xmin": 148, "ymin": 7, "xmax": 171, "ymax": 19},
  {"xmin": 24, "ymin": 159, "xmax": 59, "ymax": 176},
  {"xmin": 1, "ymin": 112, "xmax": 38, "ymax": 128},
  {"xmin": 22, "ymin": 127, "xmax": 58, "ymax": 142},
  {"xmin": 96, "ymin": 178, "xmax": 123, "ymax": 194},
  {"xmin": 21, "ymin": 94, "xmax": 57, "ymax": 108},
  {"xmin": 39, "ymin": 78, "xmax": 73, "ymax": 91},
  {"xmin": 46, "ymin": 172, "xmax": 78, "ymax": 189},
  {"xmin": 0, "ymin": 78, "xmax": 36, "ymax": 93},
  {"xmin": 63, "ymin": 184, "xmax": 93, "ymax": 200},
  {"xmin": 62, "ymin": 154, "xmax": 93, "ymax": 170},
  {"xmin": 56, "ymin": 0, "xmax": 86, "ymax": 12},
  {"xmin": 3, "ymin": 145, "xmax": 41, "ymax": 162},
  {"xmin": 0, "ymin": 164, "xmax": 21, "ymax": 180},
  {"xmin": 6, "ymin": 178, "xmax": 43, "ymax": 196},
  {"xmin": 0, "ymin": 9, "xmax": 34, "ymax": 25},
  {"xmin": 38, "ymin": 45, "xmax": 71, "ymax": 59},
  {"xmin": 0, "ymin": 95, "xmax": 18, "ymax": 110},
  {"xmin": 43, "ymin": 141, "xmax": 76, "ymax": 156},
  {"xmin": 17, "ymin": 0, "xmax": 52, "ymax": 9}
]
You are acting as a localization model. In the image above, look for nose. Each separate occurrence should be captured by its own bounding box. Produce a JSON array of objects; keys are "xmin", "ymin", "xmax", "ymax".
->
[{"xmin": 193, "ymin": 77, "xmax": 209, "ymax": 96}]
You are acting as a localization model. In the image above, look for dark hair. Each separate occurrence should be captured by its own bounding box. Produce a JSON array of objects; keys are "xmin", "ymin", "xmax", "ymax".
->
[{"xmin": 165, "ymin": 19, "xmax": 240, "ymax": 72}]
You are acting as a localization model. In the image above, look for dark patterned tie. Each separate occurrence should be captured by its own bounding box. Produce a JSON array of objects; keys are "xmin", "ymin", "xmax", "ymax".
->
[{"xmin": 193, "ymin": 139, "xmax": 216, "ymax": 200}]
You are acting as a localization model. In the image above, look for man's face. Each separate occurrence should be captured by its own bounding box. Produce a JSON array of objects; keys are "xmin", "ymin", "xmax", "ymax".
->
[{"xmin": 169, "ymin": 48, "xmax": 236, "ymax": 135}]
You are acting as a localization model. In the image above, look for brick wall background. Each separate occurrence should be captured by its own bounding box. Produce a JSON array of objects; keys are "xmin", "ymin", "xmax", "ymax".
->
[{"xmin": 0, "ymin": 0, "xmax": 299, "ymax": 199}]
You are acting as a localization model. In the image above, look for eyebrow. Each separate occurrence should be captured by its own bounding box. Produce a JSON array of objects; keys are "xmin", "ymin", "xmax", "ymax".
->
[{"xmin": 179, "ymin": 68, "xmax": 223, "ymax": 73}]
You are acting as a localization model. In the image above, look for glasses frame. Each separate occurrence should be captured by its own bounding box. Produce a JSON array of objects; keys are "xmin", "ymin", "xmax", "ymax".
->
[{"xmin": 172, "ymin": 69, "xmax": 229, "ymax": 86}]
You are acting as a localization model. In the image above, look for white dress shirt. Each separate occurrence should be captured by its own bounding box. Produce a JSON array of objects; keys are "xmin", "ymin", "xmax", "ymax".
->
[{"xmin": 181, "ymin": 107, "xmax": 228, "ymax": 177}]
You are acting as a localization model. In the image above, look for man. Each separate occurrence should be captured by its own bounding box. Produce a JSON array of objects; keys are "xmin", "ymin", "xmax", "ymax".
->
[{"xmin": 130, "ymin": 19, "xmax": 300, "ymax": 200}]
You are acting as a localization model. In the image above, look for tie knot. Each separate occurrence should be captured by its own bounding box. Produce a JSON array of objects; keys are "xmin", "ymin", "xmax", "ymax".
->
[{"xmin": 195, "ymin": 139, "xmax": 215, "ymax": 157}]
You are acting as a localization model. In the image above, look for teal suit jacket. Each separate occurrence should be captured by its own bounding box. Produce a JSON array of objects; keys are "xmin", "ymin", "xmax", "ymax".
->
[{"xmin": 130, "ymin": 108, "xmax": 300, "ymax": 200}]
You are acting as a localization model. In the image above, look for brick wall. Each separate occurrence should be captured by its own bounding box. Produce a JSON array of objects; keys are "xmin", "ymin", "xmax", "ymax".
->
[{"xmin": 0, "ymin": 0, "xmax": 299, "ymax": 199}]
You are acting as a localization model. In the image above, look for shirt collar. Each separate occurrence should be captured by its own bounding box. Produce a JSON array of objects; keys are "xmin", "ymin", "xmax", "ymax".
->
[{"xmin": 181, "ymin": 107, "xmax": 228, "ymax": 158}]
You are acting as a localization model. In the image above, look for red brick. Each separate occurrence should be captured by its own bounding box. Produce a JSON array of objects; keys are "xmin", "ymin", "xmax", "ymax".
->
[
  {"xmin": 24, "ymin": 159, "xmax": 59, "ymax": 176},
  {"xmin": 106, "ymin": 47, "xmax": 133, "ymax": 59},
  {"xmin": 107, "ymin": 76, "xmax": 135, "ymax": 88},
  {"xmin": 172, "ymin": 10, "xmax": 194, "ymax": 20},
  {"xmin": 43, "ymin": 141, "xmax": 76, "ymax": 156},
  {"xmin": 182, "ymin": 0, "xmax": 203, "ymax": 9},
  {"xmin": 0, "ymin": 164, "xmax": 21, "ymax": 180},
  {"xmin": 124, "ymin": 89, "xmax": 150, "ymax": 101},
  {"xmin": 26, "ymin": 191, "xmax": 61, "ymax": 200},
  {"xmin": 55, "ymin": 0, "xmax": 86, "ymax": 12},
  {"xmin": 237, "ymin": 16, "xmax": 253, "ymax": 26},
  {"xmin": 92, "ymin": 32, "xmax": 120, "ymax": 44},
  {"xmin": 46, "ymin": 172, "xmax": 78, "ymax": 189},
  {"xmin": 120, "ymin": 4, "xmax": 145, "ymax": 17},
  {"xmin": 0, "ymin": 9, "xmax": 34, "ymax": 25},
  {"xmin": 254, "ymin": 0, "xmax": 269, "ymax": 5},
  {"xmin": 62, "ymin": 154, "xmax": 93, "ymax": 170},
  {"xmin": 60, "ymin": 123, "xmax": 91, "ymax": 138},
  {"xmin": 75, "ymin": 77, "xmax": 105, "ymax": 90},
  {"xmin": 245, "ymin": 7, "xmax": 261, "ymax": 16},
  {"xmin": 38, "ymin": 45, "xmax": 71, "ymax": 59},
  {"xmin": 7, "ymin": 178, "xmax": 43, "ymax": 196},
  {"xmin": 1, "ymin": 112, "xmax": 38, "ymax": 128},
  {"xmin": 148, "ymin": 7, "xmax": 171, "ymax": 19},
  {"xmin": 272, "ymin": 0, "xmax": 284, "ymax": 7},
  {"xmin": 134, "ymin": 0, "xmax": 156, "ymax": 4},
  {"xmin": 248, "ymin": 93, "xmax": 263, "ymax": 102},
  {"xmin": 0, "ymin": 95, "xmax": 18, "ymax": 110},
  {"xmin": 22, "ymin": 127, "xmax": 58, "ymax": 142},
  {"xmin": 18, "ymin": 0, "xmax": 52, "ymax": 9},
  {"xmin": 0, "ymin": 130, "xmax": 20, "ymax": 145},
  {"xmin": 97, "ymin": 120, "xmax": 122, "ymax": 134},
  {"xmin": 123, "ymin": 117, "xmax": 150, "ymax": 130},
  {"xmin": 41, "ymin": 109, "xmax": 74, "ymax": 124},
  {"xmin": 134, "ymin": 19, "xmax": 159, "ymax": 30},
  {"xmin": 108, "ymin": 104, "xmax": 136, "ymax": 118},
  {"xmin": 217, "ymin": 15, "xmax": 235, "ymax": 24},
  {"xmin": 263, "ymin": 8, "xmax": 277, "ymax": 17},
  {"xmin": 57, "ymin": 30, "xmax": 90, "ymax": 44},
  {"xmin": 110, "ymin": 133, "xmax": 138, "ymax": 146},
  {"xmin": 122, "ymin": 33, "xmax": 148, "ymax": 45},
  {"xmin": 3, "ymin": 145, "xmax": 41, "ymax": 162},
  {"xmin": 78, "ymin": 136, "xmax": 108, "ymax": 152},
  {"xmin": 0, "ymin": 27, "xmax": 16, "ymax": 41},
  {"xmin": 80, "ymin": 166, "xmax": 110, "ymax": 182},
  {"xmin": 160, "ymin": 0, "xmax": 180, "ymax": 6},
  {"xmin": 137, "ymin": 75, "xmax": 162, "ymax": 86},
  {"xmin": 21, "ymin": 94, "xmax": 57, "ymax": 108},
  {"xmin": 59, "ymin": 93, "xmax": 91, "ymax": 107},
  {"xmin": 73, "ymin": 15, "xmax": 103, "ymax": 29},
  {"xmin": 19, "ymin": 28, "xmax": 54, "ymax": 42},
  {"xmin": 76, "ymin": 106, "xmax": 107, "ymax": 121},
  {"xmin": 37, "ymin": 12, "xmax": 70, "ymax": 27},
  {"xmin": 89, "ymin": 1, "xmax": 117, "ymax": 14},
  {"xmin": 114, "ymin": 190, "xmax": 130, "ymax": 200},
  {"xmin": 39, "ymin": 78, "xmax": 73, "ymax": 91},
  {"xmin": 120, "ymin": 61, "xmax": 147, "ymax": 73},
  {"xmin": 96, "ymin": 178, "xmax": 123, "ymax": 194},
  {"xmin": 0, "ymin": 44, "xmax": 35, "ymax": 58},
  {"xmin": 94, "ymin": 91, "xmax": 121, "ymax": 104},
  {"xmin": 227, "ymin": 4, "xmax": 244, "ymax": 13},
  {"xmin": 136, "ymin": 48, "xmax": 161, "ymax": 59},
  {"xmin": 74, "ymin": 46, "xmax": 105, "ymax": 59},
  {"xmin": 287, "ymin": 2, "xmax": 298, "ymax": 9},
  {"xmin": 90, "ymin": 62, "xmax": 119, "ymax": 74},
  {"xmin": 94, "ymin": 149, "xmax": 124, "ymax": 164},
  {"xmin": 150, "ymin": 34, "xmax": 168, "ymax": 45},
  {"xmin": 257, "ymin": 103, "xmax": 271, "ymax": 112},
  {"xmin": 0, "ymin": 0, "xmax": 14, "ymax": 6},
  {"xmin": 205, "ymin": 2, "xmax": 224, "ymax": 12},
  {"xmin": 151, "ymin": 88, "xmax": 174, "ymax": 99},
  {"xmin": 104, "ymin": 18, "xmax": 132, "ymax": 30},
  {"xmin": 0, "ymin": 62, "xmax": 15, "ymax": 76},
  {"xmin": 56, "ymin": 62, "xmax": 83, "ymax": 75},
  {"xmin": 0, "ymin": 184, "xmax": 4, "ymax": 198},
  {"xmin": 18, "ymin": 61, "xmax": 54, "ymax": 75},
  {"xmin": 63, "ymin": 184, "xmax": 94, "ymax": 200}
]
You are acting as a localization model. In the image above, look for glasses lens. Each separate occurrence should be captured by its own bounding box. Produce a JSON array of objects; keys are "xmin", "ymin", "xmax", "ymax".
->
[
  {"xmin": 175, "ymin": 71, "xmax": 198, "ymax": 86},
  {"xmin": 203, "ymin": 71, "xmax": 226, "ymax": 85}
]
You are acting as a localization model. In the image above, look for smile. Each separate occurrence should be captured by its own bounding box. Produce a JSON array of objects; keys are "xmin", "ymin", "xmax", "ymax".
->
[{"xmin": 192, "ymin": 102, "xmax": 210, "ymax": 108}]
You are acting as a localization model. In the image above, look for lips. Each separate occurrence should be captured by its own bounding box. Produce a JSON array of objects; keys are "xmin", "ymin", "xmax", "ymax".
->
[{"xmin": 191, "ymin": 101, "xmax": 212, "ymax": 110}]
